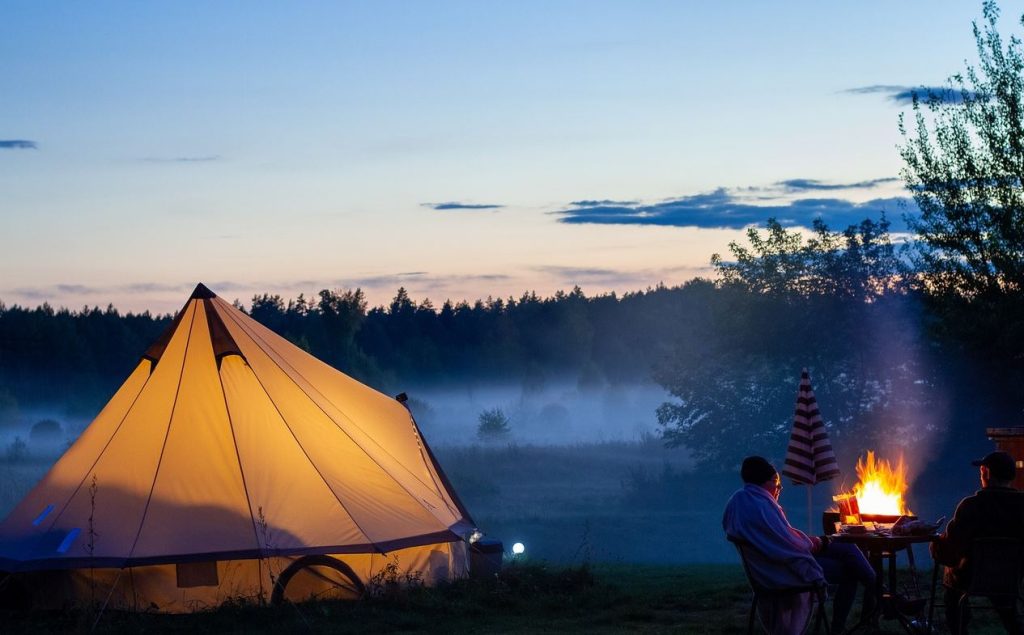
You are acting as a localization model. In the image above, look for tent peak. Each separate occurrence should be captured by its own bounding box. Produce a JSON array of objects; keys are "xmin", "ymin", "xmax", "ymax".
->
[{"xmin": 190, "ymin": 283, "xmax": 217, "ymax": 300}]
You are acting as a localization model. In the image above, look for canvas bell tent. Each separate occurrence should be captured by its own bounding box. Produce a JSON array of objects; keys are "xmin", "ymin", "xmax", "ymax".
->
[{"xmin": 0, "ymin": 284, "xmax": 476, "ymax": 612}]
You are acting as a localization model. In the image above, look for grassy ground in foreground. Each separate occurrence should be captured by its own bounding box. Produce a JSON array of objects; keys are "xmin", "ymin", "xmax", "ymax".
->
[{"xmin": 1, "ymin": 562, "xmax": 1014, "ymax": 634}]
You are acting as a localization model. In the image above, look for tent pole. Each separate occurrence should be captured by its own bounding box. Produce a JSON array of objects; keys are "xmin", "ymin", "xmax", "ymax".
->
[{"xmin": 806, "ymin": 485, "xmax": 813, "ymax": 535}]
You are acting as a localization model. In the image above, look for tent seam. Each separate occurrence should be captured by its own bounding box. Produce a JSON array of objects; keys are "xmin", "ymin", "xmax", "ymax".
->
[
  {"xmin": 42, "ymin": 362, "xmax": 154, "ymax": 534},
  {"xmin": 216, "ymin": 358, "xmax": 265, "ymax": 559},
  {"xmin": 213, "ymin": 298, "xmax": 459, "ymax": 528},
  {"xmin": 231, "ymin": 341, "xmax": 381, "ymax": 552},
  {"xmin": 407, "ymin": 409, "xmax": 474, "ymax": 524},
  {"xmin": 126, "ymin": 302, "xmax": 198, "ymax": 561}
]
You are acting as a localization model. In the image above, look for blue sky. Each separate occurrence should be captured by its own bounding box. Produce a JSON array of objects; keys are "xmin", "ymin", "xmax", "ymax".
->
[{"xmin": 0, "ymin": 1, "xmax": 994, "ymax": 313}]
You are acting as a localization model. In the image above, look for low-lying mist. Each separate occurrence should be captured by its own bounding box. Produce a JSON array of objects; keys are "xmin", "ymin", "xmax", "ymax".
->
[
  {"xmin": 0, "ymin": 380, "xmax": 1003, "ymax": 567},
  {"xmin": 403, "ymin": 381, "xmax": 669, "ymax": 445}
]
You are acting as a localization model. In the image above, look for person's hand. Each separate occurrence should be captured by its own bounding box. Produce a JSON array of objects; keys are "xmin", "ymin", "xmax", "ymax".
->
[{"xmin": 808, "ymin": 535, "xmax": 822, "ymax": 553}]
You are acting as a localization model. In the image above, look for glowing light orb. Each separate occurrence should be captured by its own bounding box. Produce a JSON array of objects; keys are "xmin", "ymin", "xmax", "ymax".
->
[{"xmin": 512, "ymin": 542, "xmax": 525, "ymax": 555}]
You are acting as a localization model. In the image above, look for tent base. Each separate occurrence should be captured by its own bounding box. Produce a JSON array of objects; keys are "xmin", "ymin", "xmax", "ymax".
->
[{"xmin": 9, "ymin": 541, "xmax": 468, "ymax": 613}]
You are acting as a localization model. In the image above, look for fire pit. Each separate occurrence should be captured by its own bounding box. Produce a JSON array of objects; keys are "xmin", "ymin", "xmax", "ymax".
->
[{"xmin": 823, "ymin": 451, "xmax": 916, "ymax": 534}]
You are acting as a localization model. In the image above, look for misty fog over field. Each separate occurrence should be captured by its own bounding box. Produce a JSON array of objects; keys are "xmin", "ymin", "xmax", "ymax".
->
[
  {"xmin": 404, "ymin": 381, "xmax": 670, "ymax": 445},
  {"xmin": 0, "ymin": 378, "xmax": 988, "ymax": 567}
]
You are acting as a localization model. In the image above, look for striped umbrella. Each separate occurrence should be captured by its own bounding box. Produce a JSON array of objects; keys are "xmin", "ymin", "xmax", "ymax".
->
[{"xmin": 782, "ymin": 368, "xmax": 840, "ymax": 532}]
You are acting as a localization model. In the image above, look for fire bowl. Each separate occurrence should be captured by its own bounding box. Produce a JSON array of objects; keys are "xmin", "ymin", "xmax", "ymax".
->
[{"xmin": 822, "ymin": 511, "xmax": 917, "ymax": 534}]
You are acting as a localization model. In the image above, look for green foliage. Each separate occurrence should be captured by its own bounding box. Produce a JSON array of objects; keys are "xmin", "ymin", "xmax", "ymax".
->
[
  {"xmin": 477, "ymin": 407, "xmax": 511, "ymax": 439},
  {"xmin": 1, "ymin": 281, "xmax": 706, "ymax": 415},
  {"xmin": 29, "ymin": 418, "xmax": 62, "ymax": 442},
  {"xmin": 0, "ymin": 302, "xmax": 169, "ymax": 415},
  {"xmin": 659, "ymin": 217, "xmax": 932, "ymax": 468},
  {"xmin": 4, "ymin": 437, "xmax": 27, "ymax": 463},
  {"xmin": 899, "ymin": 1, "xmax": 1024, "ymax": 353},
  {"xmin": 712, "ymin": 216, "xmax": 906, "ymax": 299},
  {"xmin": 364, "ymin": 555, "xmax": 424, "ymax": 599}
]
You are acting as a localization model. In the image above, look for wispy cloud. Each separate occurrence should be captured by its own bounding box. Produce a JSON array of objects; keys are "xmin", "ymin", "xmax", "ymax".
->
[
  {"xmin": 140, "ymin": 155, "xmax": 222, "ymax": 163},
  {"xmin": 533, "ymin": 264, "xmax": 704, "ymax": 289},
  {"xmin": 278, "ymin": 272, "xmax": 510, "ymax": 292},
  {"xmin": 119, "ymin": 282, "xmax": 194, "ymax": 294},
  {"xmin": 0, "ymin": 140, "xmax": 37, "ymax": 149},
  {"xmin": 423, "ymin": 202, "xmax": 504, "ymax": 211},
  {"xmin": 842, "ymin": 85, "xmax": 979, "ymax": 105},
  {"xmin": 10, "ymin": 282, "xmax": 195, "ymax": 302},
  {"xmin": 775, "ymin": 177, "xmax": 900, "ymax": 192},
  {"xmin": 569, "ymin": 199, "xmax": 638, "ymax": 207},
  {"xmin": 555, "ymin": 186, "xmax": 915, "ymax": 231}
]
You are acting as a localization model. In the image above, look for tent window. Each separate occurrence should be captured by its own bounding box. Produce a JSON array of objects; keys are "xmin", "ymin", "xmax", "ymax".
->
[
  {"xmin": 32, "ymin": 504, "xmax": 54, "ymax": 526},
  {"xmin": 176, "ymin": 561, "xmax": 219, "ymax": 588},
  {"xmin": 56, "ymin": 528, "xmax": 81, "ymax": 553}
]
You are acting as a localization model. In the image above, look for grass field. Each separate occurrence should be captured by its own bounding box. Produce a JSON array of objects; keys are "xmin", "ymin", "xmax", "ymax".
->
[
  {"xmin": 2, "ymin": 561, "xmax": 1015, "ymax": 634},
  {"xmin": 432, "ymin": 439, "xmax": 739, "ymax": 565},
  {"xmin": 0, "ymin": 439, "xmax": 1008, "ymax": 633},
  {"xmin": 0, "ymin": 563, "xmax": 752, "ymax": 634}
]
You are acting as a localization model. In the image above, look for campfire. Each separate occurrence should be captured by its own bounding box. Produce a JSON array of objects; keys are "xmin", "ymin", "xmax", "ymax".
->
[{"xmin": 825, "ymin": 451, "xmax": 914, "ymax": 530}]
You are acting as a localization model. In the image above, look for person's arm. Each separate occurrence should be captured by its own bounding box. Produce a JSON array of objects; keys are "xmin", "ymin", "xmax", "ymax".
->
[
  {"xmin": 789, "ymin": 526, "xmax": 823, "ymax": 553},
  {"xmin": 741, "ymin": 501, "xmax": 825, "ymax": 584},
  {"xmin": 931, "ymin": 497, "xmax": 973, "ymax": 567}
]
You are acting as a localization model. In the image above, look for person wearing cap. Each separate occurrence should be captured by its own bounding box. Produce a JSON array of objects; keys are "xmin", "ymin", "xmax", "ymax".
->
[
  {"xmin": 931, "ymin": 451, "xmax": 1024, "ymax": 634},
  {"xmin": 724, "ymin": 456, "xmax": 876, "ymax": 633}
]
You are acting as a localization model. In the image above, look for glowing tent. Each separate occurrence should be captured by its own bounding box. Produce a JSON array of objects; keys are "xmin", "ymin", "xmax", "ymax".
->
[{"xmin": 0, "ymin": 284, "xmax": 475, "ymax": 611}]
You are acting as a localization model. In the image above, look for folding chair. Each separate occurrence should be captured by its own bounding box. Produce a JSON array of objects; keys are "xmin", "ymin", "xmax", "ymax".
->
[
  {"xmin": 958, "ymin": 537, "xmax": 1024, "ymax": 633},
  {"xmin": 728, "ymin": 535, "xmax": 832, "ymax": 635}
]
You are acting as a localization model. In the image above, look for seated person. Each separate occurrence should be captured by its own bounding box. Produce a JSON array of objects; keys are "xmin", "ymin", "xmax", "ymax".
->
[
  {"xmin": 931, "ymin": 451, "xmax": 1024, "ymax": 635},
  {"xmin": 724, "ymin": 456, "xmax": 876, "ymax": 633}
]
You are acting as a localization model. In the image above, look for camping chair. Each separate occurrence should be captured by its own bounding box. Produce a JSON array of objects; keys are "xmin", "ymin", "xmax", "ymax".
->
[
  {"xmin": 930, "ymin": 537, "xmax": 1024, "ymax": 634},
  {"xmin": 728, "ymin": 536, "xmax": 832, "ymax": 635}
]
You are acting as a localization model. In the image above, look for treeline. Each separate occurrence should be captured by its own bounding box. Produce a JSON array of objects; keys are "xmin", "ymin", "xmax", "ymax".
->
[
  {"xmin": 0, "ymin": 282, "xmax": 697, "ymax": 420},
  {"xmin": 0, "ymin": 304, "xmax": 170, "ymax": 420},
  {"xmin": 248, "ymin": 285, "xmax": 677, "ymax": 388},
  {"xmin": 0, "ymin": 212, "xmax": 1020, "ymax": 470}
]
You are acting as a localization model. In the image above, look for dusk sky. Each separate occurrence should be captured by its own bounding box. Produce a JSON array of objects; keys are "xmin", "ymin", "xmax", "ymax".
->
[{"xmin": 1, "ymin": 1, "xmax": 993, "ymax": 314}]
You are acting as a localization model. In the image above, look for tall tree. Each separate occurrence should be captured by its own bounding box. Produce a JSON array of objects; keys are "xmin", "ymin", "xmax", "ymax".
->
[
  {"xmin": 899, "ymin": 1, "xmax": 1024, "ymax": 354},
  {"xmin": 658, "ymin": 218, "xmax": 922, "ymax": 468}
]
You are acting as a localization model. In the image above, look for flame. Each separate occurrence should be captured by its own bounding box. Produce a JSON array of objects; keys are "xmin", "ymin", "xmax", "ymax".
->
[{"xmin": 849, "ymin": 451, "xmax": 912, "ymax": 516}]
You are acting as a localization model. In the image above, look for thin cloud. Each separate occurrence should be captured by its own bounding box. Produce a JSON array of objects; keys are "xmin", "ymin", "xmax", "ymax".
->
[
  {"xmin": 776, "ymin": 177, "xmax": 900, "ymax": 192},
  {"xmin": 344, "ymin": 272, "xmax": 509, "ymax": 288},
  {"xmin": 533, "ymin": 264, "xmax": 704, "ymax": 289},
  {"xmin": 569, "ymin": 199, "xmax": 638, "ymax": 207},
  {"xmin": 11, "ymin": 282, "xmax": 194, "ymax": 300},
  {"xmin": 11, "ymin": 284, "xmax": 99, "ymax": 300},
  {"xmin": 843, "ymin": 85, "xmax": 980, "ymax": 105},
  {"xmin": 120, "ymin": 282, "xmax": 194, "ymax": 294},
  {"xmin": 282, "ymin": 272, "xmax": 508, "ymax": 292},
  {"xmin": 534, "ymin": 265, "xmax": 622, "ymax": 278},
  {"xmin": 140, "ymin": 155, "xmax": 222, "ymax": 163},
  {"xmin": 423, "ymin": 202, "xmax": 504, "ymax": 211},
  {"xmin": 555, "ymin": 188, "xmax": 916, "ymax": 231},
  {"xmin": 0, "ymin": 140, "xmax": 37, "ymax": 149}
]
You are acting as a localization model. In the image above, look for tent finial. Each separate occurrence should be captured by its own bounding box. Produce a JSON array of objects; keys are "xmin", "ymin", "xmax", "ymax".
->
[{"xmin": 190, "ymin": 283, "xmax": 216, "ymax": 299}]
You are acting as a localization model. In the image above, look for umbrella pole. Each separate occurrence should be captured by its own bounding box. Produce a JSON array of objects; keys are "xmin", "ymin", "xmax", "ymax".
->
[{"xmin": 806, "ymin": 485, "xmax": 813, "ymax": 535}]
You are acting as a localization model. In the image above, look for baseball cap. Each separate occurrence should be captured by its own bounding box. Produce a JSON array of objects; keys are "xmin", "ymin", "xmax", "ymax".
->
[{"xmin": 972, "ymin": 451, "xmax": 1016, "ymax": 481}]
